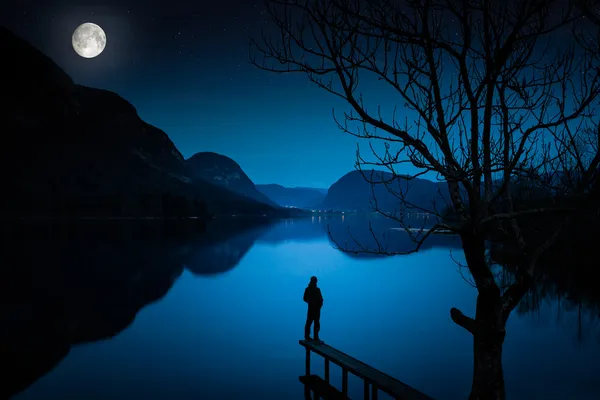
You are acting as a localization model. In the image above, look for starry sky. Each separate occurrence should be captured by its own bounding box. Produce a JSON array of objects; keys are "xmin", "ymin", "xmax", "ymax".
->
[{"xmin": 1, "ymin": 0, "xmax": 383, "ymax": 189}]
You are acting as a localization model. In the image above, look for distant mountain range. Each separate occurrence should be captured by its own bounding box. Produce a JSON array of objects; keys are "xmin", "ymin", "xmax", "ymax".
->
[
  {"xmin": 254, "ymin": 170, "xmax": 449, "ymax": 214},
  {"xmin": 255, "ymin": 184, "xmax": 327, "ymax": 209},
  {"xmin": 0, "ymin": 26, "xmax": 456, "ymax": 219}
]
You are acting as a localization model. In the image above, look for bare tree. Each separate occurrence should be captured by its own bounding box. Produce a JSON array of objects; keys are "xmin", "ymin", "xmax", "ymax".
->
[{"xmin": 250, "ymin": 0, "xmax": 600, "ymax": 398}]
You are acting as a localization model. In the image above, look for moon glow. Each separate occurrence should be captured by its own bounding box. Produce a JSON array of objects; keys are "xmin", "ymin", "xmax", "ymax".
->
[{"xmin": 72, "ymin": 23, "xmax": 106, "ymax": 58}]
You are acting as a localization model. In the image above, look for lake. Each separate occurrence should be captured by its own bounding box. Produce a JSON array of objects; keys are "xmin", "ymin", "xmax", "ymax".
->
[{"xmin": 2, "ymin": 216, "xmax": 599, "ymax": 400}]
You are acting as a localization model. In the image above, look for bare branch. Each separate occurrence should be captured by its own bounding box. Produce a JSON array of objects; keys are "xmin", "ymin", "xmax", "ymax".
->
[{"xmin": 251, "ymin": 0, "xmax": 600, "ymax": 342}]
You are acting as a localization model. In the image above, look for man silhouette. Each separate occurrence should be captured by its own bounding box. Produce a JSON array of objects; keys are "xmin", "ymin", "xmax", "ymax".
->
[{"xmin": 303, "ymin": 276, "xmax": 323, "ymax": 341}]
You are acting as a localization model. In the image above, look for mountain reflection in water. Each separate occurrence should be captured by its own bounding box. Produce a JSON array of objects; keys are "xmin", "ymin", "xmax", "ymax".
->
[
  {"xmin": 1, "ymin": 215, "xmax": 599, "ymax": 399},
  {"xmin": 0, "ymin": 218, "xmax": 272, "ymax": 399}
]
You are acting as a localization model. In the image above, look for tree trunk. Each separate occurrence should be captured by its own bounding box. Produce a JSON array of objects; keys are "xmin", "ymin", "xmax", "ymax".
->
[
  {"xmin": 469, "ymin": 328, "xmax": 506, "ymax": 400},
  {"xmin": 468, "ymin": 292, "xmax": 507, "ymax": 400},
  {"xmin": 452, "ymin": 299, "xmax": 508, "ymax": 400},
  {"xmin": 455, "ymin": 231, "xmax": 511, "ymax": 400}
]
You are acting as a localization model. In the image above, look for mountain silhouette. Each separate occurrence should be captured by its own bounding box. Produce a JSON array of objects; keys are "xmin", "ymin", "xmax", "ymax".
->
[
  {"xmin": 0, "ymin": 27, "xmax": 276, "ymax": 218},
  {"xmin": 320, "ymin": 170, "xmax": 450, "ymax": 213},
  {"xmin": 187, "ymin": 152, "xmax": 279, "ymax": 208}
]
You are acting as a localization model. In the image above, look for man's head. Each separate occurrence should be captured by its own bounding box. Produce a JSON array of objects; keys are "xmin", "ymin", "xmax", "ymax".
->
[{"xmin": 310, "ymin": 276, "xmax": 318, "ymax": 285}]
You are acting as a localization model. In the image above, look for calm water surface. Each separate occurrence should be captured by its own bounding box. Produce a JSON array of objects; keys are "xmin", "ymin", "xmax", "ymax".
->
[{"xmin": 4, "ymin": 217, "xmax": 600, "ymax": 400}]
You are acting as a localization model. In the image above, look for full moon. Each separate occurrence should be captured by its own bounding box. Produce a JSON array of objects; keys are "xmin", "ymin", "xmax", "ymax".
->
[{"xmin": 72, "ymin": 23, "xmax": 106, "ymax": 58}]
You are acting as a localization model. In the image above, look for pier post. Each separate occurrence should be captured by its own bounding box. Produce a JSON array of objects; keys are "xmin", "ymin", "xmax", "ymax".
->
[
  {"xmin": 324, "ymin": 359, "xmax": 330, "ymax": 383},
  {"xmin": 305, "ymin": 347, "xmax": 311, "ymax": 376},
  {"xmin": 371, "ymin": 383, "xmax": 378, "ymax": 400},
  {"xmin": 364, "ymin": 380, "xmax": 370, "ymax": 400},
  {"xmin": 342, "ymin": 368, "xmax": 348, "ymax": 395}
]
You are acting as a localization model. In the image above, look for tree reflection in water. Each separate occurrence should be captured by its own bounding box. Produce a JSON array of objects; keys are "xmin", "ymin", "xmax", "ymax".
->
[{"xmin": 492, "ymin": 232, "xmax": 600, "ymax": 345}]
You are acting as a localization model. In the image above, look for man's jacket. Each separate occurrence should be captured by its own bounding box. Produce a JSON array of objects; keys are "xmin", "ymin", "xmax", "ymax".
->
[{"xmin": 303, "ymin": 285, "xmax": 323, "ymax": 310}]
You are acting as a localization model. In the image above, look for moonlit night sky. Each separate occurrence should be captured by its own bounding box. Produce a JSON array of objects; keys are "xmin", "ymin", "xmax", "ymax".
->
[{"xmin": 0, "ymin": 0, "xmax": 580, "ymax": 188}]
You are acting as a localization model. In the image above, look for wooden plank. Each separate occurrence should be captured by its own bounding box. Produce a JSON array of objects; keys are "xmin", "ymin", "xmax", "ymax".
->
[
  {"xmin": 299, "ymin": 340, "xmax": 434, "ymax": 400},
  {"xmin": 299, "ymin": 374, "xmax": 350, "ymax": 400}
]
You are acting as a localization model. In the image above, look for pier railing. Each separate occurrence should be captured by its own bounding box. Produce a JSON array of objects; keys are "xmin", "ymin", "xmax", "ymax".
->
[{"xmin": 299, "ymin": 340, "xmax": 434, "ymax": 400}]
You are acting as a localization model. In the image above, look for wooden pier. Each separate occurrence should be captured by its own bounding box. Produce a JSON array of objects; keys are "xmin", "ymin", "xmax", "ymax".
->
[{"xmin": 299, "ymin": 340, "xmax": 434, "ymax": 400}]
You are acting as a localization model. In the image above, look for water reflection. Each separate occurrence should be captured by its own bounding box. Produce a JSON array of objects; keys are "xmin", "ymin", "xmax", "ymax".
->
[
  {"xmin": 185, "ymin": 217, "xmax": 273, "ymax": 276},
  {"xmin": 492, "ymin": 234, "xmax": 600, "ymax": 345},
  {"xmin": 2, "ymin": 216, "xmax": 599, "ymax": 398},
  {"xmin": 257, "ymin": 217, "xmax": 325, "ymax": 244},
  {"xmin": 0, "ymin": 219, "xmax": 270, "ymax": 398},
  {"xmin": 324, "ymin": 214, "xmax": 462, "ymax": 258},
  {"xmin": 516, "ymin": 283, "xmax": 600, "ymax": 345},
  {"xmin": 0, "ymin": 215, "xmax": 457, "ymax": 398}
]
